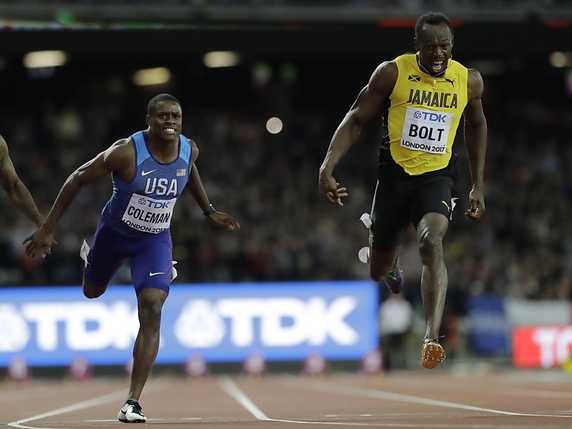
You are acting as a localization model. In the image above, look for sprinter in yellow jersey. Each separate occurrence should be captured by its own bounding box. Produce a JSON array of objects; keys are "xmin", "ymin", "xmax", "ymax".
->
[{"xmin": 319, "ymin": 12, "xmax": 487, "ymax": 369}]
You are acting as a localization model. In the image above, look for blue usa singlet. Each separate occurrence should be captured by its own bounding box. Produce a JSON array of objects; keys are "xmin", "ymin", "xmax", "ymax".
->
[{"xmin": 101, "ymin": 130, "xmax": 192, "ymax": 237}]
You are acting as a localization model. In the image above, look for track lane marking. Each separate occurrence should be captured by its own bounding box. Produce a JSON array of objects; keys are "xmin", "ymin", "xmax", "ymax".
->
[
  {"xmin": 219, "ymin": 375, "xmax": 568, "ymax": 427},
  {"xmin": 281, "ymin": 377, "xmax": 572, "ymax": 419},
  {"xmin": 7, "ymin": 389, "xmax": 127, "ymax": 429},
  {"xmin": 218, "ymin": 375, "xmax": 272, "ymax": 421},
  {"xmin": 7, "ymin": 380, "xmax": 170, "ymax": 429}
]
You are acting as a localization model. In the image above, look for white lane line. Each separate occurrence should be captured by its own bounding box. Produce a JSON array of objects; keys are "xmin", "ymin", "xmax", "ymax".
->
[
  {"xmin": 7, "ymin": 379, "xmax": 170, "ymax": 429},
  {"xmin": 84, "ymin": 417, "xmax": 203, "ymax": 422},
  {"xmin": 218, "ymin": 375, "xmax": 438, "ymax": 429},
  {"xmin": 7, "ymin": 389, "xmax": 127, "ymax": 429},
  {"xmin": 218, "ymin": 375, "xmax": 272, "ymax": 420},
  {"xmin": 412, "ymin": 377, "xmax": 572, "ymax": 399},
  {"xmin": 282, "ymin": 378, "xmax": 572, "ymax": 419},
  {"xmin": 219, "ymin": 376, "xmax": 518, "ymax": 428}
]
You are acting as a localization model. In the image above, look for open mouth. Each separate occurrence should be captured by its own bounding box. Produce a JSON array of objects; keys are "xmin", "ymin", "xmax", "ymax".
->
[{"xmin": 432, "ymin": 60, "xmax": 445, "ymax": 74}]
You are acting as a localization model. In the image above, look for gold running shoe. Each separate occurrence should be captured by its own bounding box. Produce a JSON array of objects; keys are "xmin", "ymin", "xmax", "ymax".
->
[{"xmin": 420, "ymin": 338, "xmax": 446, "ymax": 369}]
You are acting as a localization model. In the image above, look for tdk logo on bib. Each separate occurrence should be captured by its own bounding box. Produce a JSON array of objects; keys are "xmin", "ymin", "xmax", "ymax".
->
[
  {"xmin": 413, "ymin": 110, "xmax": 448, "ymax": 122},
  {"xmin": 401, "ymin": 106, "xmax": 454, "ymax": 154},
  {"xmin": 137, "ymin": 198, "xmax": 171, "ymax": 209}
]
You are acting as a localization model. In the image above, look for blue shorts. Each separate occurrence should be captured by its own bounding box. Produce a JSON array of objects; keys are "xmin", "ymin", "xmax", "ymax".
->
[{"xmin": 84, "ymin": 221, "xmax": 173, "ymax": 295}]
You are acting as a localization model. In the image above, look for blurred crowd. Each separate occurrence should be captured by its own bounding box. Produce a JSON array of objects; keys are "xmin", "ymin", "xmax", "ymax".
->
[{"xmin": 0, "ymin": 54, "xmax": 571, "ymax": 303}]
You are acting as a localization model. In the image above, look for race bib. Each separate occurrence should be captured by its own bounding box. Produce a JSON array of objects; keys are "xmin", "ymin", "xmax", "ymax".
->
[
  {"xmin": 122, "ymin": 193, "xmax": 177, "ymax": 234},
  {"xmin": 400, "ymin": 106, "xmax": 454, "ymax": 154}
]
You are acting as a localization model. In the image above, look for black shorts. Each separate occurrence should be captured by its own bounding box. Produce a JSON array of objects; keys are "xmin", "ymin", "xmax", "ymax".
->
[{"xmin": 369, "ymin": 174, "xmax": 456, "ymax": 252}]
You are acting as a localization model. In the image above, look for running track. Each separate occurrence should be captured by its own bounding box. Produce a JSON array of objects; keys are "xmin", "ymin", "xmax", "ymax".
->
[{"xmin": 2, "ymin": 369, "xmax": 572, "ymax": 428}]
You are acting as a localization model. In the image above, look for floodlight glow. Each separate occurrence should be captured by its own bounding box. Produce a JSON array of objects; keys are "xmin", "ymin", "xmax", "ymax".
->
[
  {"xmin": 266, "ymin": 117, "xmax": 283, "ymax": 134},
  {"xmin": 549, "ymin": 51, "xmax": 568, "ymax": 68},
  {"xmin": 23, "ymin": 50, "xmax": 67, "ymax": 68},
  {"xmin": 203, "ymin": 51, "xmax": 240, "ymax": 68},
  {"xmin": 133, "ymin": 67, "xmax": 171, "ymax": 86}
]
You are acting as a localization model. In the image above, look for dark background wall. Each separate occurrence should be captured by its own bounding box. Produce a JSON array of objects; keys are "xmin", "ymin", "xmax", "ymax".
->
[{"xmin": 0, "ymin": 19, "xmax": 571, "ymax": 62}]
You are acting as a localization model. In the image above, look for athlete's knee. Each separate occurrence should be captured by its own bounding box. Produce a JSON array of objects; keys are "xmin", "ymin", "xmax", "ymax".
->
[
  {"xmin": 418, "ymin": 230, "xmax": 444, "ymax": 264},
  {"xmin": 146, "ymin": 300, "xmax": 164, "ymax": 320},
  {"xmin": 82, "ymin": 280, "xmax": 106, "ymax": 299},
  {"xmin": 139, "ymin": 303, "xmax": 163, "ymax": 332},
  {"xmin": 137, "ymin": 290, "xmax": 167, "ymax": 330}
]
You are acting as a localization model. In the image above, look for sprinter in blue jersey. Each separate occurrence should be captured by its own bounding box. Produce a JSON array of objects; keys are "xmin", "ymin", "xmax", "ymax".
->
[{"xmin": 24, "ymin": 93, "xmax": 240, "ymax": 423}]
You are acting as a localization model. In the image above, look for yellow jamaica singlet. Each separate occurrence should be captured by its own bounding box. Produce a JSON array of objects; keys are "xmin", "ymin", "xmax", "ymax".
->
[{"xmin": 385, "ymin": 53, "xmax": 468, "ymax": 176}]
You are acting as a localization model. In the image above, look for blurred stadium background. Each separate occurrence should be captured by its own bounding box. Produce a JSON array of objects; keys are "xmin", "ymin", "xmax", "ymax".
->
[{"xmin": 1, "ymin": 0, "xmax": 572, "ymax": 377}]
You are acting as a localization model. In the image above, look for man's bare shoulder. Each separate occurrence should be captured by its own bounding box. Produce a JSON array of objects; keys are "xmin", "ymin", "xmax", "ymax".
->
[
  {"xmin": 0, "ymin": 136, "xmax": 12, "ymax": 172},
  {"xmin": 185, "ymin": 138, "xmax": 199, "ymax": 162},
  {"xmin": 467, "ymin": 68, "xmax": 484, "ymax": 83},
  {"xmin": 369, "ymin": 60, "xmax": 398, "ymax": 95},
  {"xmin": 467, "ymin": 68, "xmax": 484, "ymax": 100},
  {"xmin": 110, "ymin": 137, "xmax": 133, "ymax": 149},
  {"xmin": 373, "ymin": 60, "xmax": 398, "ymax": 78},
  {"xmin": 105, "ymin": 137, "xmax": 134, "ymax": 155},
  {"xmin": 0, "ymin": 135, "xmax": 8, "ymax": 157},
  {"xmin": 101, "ymin": 137, "xmax": 135, "ymax": 168}
]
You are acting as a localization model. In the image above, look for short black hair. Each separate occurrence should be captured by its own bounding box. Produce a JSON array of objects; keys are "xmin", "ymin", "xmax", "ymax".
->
[
  {"xmin": 147, "ymin": 93, "xmax": 181, "ymax": 115},
  {"xmin": 415, "ymin": 12, "xmax": 453, "ymax": 40}
]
